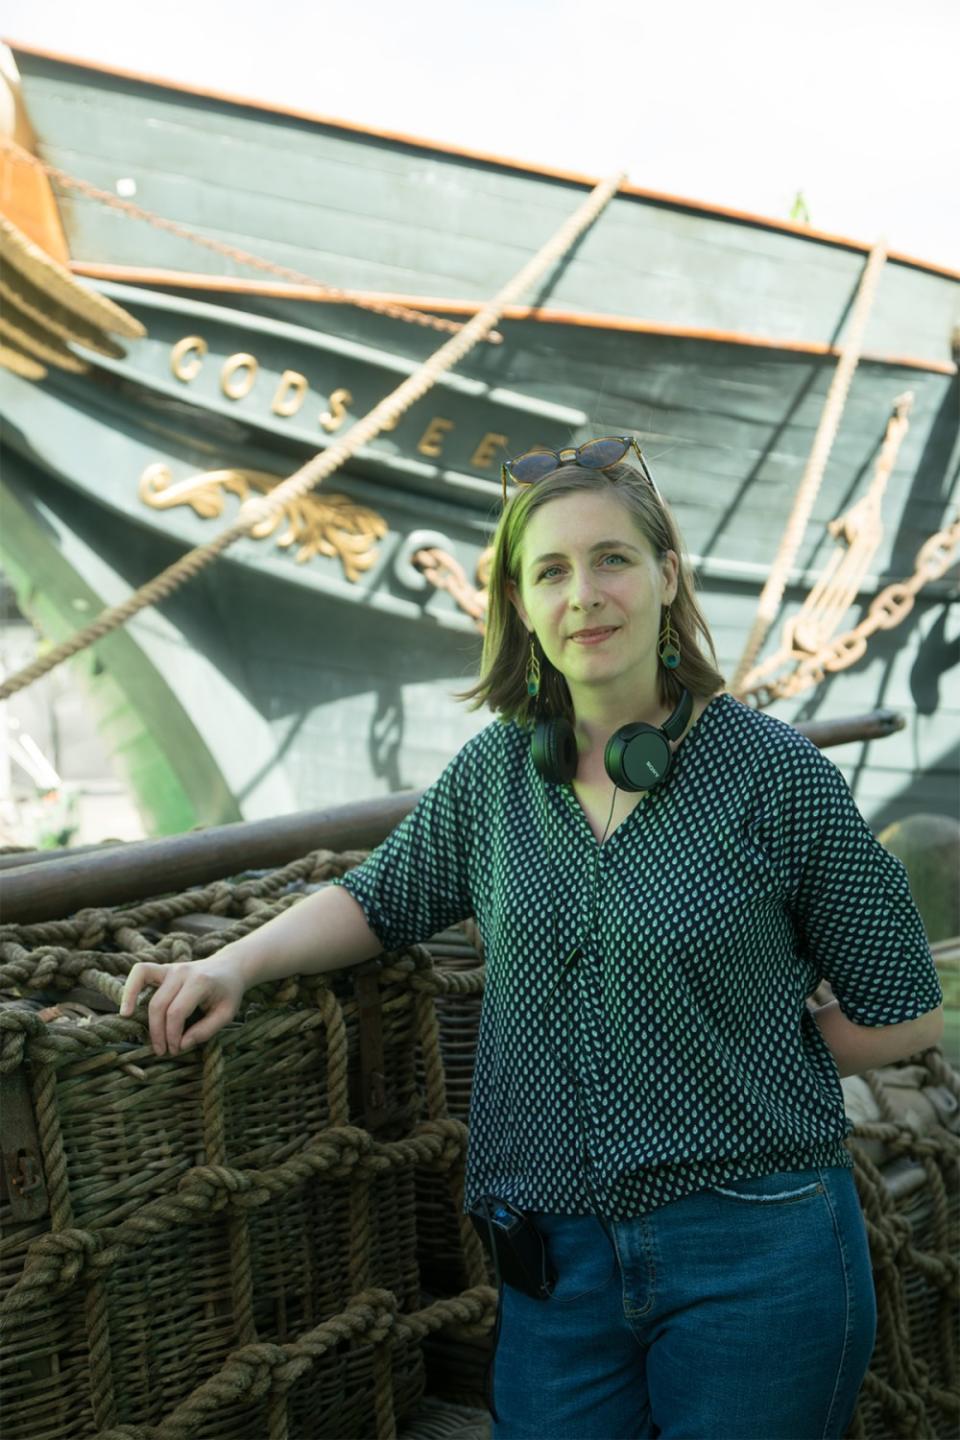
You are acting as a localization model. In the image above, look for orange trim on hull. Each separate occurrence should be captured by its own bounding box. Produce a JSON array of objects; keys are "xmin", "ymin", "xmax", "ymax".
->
[
  {"xmin": 0, "ymin": 137, "xmax": 69, "ymax": 262},
  {"xmin": 7, "ymin": 38, "xmax": 959, "ymax": 283},
  {"xmin": 71, "ymin": 261, "xmax": 959, "ymax": 376}
]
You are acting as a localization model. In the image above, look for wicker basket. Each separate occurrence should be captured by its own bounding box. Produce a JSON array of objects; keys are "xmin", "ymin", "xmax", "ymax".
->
[
  {"xmin": 1, "ymin": 852, "xmax": 956, "ymax": 1439},
  {"xmin": 0, "ymin": 855, "xmax": 495, "ymax": 1440}
]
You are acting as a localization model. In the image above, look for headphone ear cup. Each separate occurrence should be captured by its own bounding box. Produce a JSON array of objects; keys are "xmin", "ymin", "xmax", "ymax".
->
[
  {"xmin": 532, "ymin": 716, "xmax": 578, "ymax": 783},
  {"xmin": 603, "ymin": 688, "xmax": 692, "ymax": 792},
  {"xmin": 605, "ymin": 724, "xmax": 672, "ymax": 791}
]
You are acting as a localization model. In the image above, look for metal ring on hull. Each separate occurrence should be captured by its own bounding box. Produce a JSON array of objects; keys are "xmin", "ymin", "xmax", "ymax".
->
[{"xmin": 394, "ymin": 530, "xmax": 456, "ymax": 591}]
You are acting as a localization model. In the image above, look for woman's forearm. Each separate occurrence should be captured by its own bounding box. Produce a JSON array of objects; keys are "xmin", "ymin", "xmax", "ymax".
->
[
  {"xmin": 223, "ymin": 883, "xmax": 384, "ymax": 989},
  {"xmin": 810, "ymin": 999, "xmax": 944, "ymax": 1078}
]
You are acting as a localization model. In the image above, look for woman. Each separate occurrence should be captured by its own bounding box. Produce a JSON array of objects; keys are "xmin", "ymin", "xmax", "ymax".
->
[{"xmin": 121, "ymin": 439, "xmax": 943, "ymax": 1440}]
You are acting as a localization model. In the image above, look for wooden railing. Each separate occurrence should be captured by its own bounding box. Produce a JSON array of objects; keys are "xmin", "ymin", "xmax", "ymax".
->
[{"xmin": 0, "ymin": 706, "xmax": 908, "ymax": 925}]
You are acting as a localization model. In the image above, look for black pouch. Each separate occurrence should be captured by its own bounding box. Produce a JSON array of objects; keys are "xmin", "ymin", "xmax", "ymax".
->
[{"xmin": 468, "ymin": 1196, "xmax": 556, "ymax": 1300}]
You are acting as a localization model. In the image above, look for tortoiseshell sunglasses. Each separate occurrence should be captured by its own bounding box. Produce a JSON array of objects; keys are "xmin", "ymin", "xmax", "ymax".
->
[{"xmin": 500, "ymin": 434, "xmax": 661, "ymax": 505}]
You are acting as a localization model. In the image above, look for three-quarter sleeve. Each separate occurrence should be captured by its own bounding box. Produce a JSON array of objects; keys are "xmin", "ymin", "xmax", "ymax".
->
[
  {"xmin": 778, "ymin": 740, "xmax": 943, "ymax": 1027},
  {"xmin": 330, "ymin": 743, "xmax": 475, "ymax": 953}
]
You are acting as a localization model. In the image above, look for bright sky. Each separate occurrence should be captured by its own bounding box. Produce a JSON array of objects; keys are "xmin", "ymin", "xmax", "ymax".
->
[{"xmin": 5, "ymin": 0, "xmax": 959, "ymax": 268}]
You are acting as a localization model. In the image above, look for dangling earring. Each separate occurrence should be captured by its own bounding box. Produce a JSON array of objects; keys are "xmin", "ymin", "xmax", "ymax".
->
[
  {"xmin": 658, "ymin": 605, "xmax": 681, "ymax": 669},
  {"xmin": 526, "ymin": 636, "xmax": 542, "ymax": 697}
]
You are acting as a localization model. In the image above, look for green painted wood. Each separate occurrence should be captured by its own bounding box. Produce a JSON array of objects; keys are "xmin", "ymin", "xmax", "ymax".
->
[
  {"xmin": 2, "ymin": 356, "xmax": 954, "ymax": 832},
  {"xmin": 12, "ymin": 282, "xmax": 952, "ymax": 599},
  {"xmin": 14, "ymin": 48, "xmax": 959, "ymax": 365},
  {"xmin": 0, "ymin": 458, "xmax": 247, "ymax": 835},
  {"xmin": 5, "ymin": 49, "xmax": 958, "ymax": 838}
]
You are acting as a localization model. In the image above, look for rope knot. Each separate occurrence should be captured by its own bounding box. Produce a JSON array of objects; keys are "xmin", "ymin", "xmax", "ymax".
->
[
  {"xmin": 0, "ymin": 1008, "xmax": 46, "ymax": 1073},
  {"xmin": 72, "ymin": 909, "xmax": 112, "ymax": 949},
  {"xmin": 21, "ymin": 1227, "xmax": 105, "ymax": 1298},
  {"xmin": 177, "ymin": 1163, "xmax": 262, "ymax": 1213},
  {"xmin": 21, "ymin": 947, "xmax": 69, "ymax": 988},
  {"xmin": 329, "ymin": 1123, "xmax": 374, "ymax": 1173}
]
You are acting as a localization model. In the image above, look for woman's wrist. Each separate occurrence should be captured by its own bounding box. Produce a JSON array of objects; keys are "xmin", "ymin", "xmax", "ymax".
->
[{"xmin": 209, "ymin": 935, "xmax": 269, "ymax": 992}]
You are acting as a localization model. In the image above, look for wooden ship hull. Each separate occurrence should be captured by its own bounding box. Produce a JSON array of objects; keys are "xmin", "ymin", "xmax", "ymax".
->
[{"xmin": 1, "ymin": 42, "xmax": 958, "ymax": 835}]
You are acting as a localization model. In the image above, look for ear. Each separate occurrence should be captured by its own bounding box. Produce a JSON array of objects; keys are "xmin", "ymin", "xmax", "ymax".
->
[
  {"xmin": 506, "ymin": 577, "xmax": 531, "ymax": 633},
  {"xmin": 661, "ymin": 549, "xmax": 679, "ymax": 606}
]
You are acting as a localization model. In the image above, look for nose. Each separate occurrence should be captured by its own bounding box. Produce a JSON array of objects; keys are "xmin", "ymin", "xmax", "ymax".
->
[{"xmin": 569, "ymin": 565, "xmax": 604, "ymax": 607}]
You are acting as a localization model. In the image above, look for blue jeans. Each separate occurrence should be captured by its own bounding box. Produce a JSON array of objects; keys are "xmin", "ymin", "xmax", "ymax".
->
[{"xmin": 490, "ymin": 1166, "xmax": 877, "ymax": 1439}]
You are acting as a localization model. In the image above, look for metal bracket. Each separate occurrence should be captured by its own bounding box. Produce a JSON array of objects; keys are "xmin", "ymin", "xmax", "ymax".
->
[{"xmin": 0, "ymin": 1068, "xmax": 50, "ymax": 1221}]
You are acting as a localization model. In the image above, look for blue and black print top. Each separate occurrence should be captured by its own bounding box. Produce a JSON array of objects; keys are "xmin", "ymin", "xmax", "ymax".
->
[{"xmin": 332, "ymin": 691, "xmax": 943, "ymax": 1220}]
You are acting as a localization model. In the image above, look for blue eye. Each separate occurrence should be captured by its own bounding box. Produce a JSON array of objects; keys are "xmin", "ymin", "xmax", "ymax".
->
[{"xmin": 532, "ymin": 550, "xmax": 630, "ymax": 578}]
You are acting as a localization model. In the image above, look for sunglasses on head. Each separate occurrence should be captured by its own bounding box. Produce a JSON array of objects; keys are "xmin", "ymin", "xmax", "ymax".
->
[{"xmin": 500, "ymin": 435, "xmax": 661, "ymax": 505}]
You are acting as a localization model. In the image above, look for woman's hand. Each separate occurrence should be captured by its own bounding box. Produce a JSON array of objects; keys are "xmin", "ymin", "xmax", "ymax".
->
[
  {"xmin": 119, "ymin": 956, "xmax": 246, "ymax": 1056},
  {"xmin": 116, "ymin": 885, "xmax": 381, "ymax": 1056}
]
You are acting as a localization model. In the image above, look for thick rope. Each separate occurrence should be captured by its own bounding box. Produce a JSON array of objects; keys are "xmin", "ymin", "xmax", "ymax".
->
[
  {"xmin": 736, "ymin": 389, "xmax": 907, "ymax": 704},
  {"xmin": 729, "ymin": 240, "xmax": 887, "ymax": 695},
  {"xmin": 0, "ymin": 170, "xmax": 624, "ymax": 704},
  {"xmin": 201, "ymin": 1030, "xmax": 259, "ymax": 1349},
  {"xmin": 0, "ymin": 1117, "xmax": 471, "ymax": 1320},
  {"xmin": 83, "ymin": 1289, "xmax": 496, "ymax": 1440},
  {"xmin": 411, "ymin": 544, "xmax": 489, "ymax": 630}
]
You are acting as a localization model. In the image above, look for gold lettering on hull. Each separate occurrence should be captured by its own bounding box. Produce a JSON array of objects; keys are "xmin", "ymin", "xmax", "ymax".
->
[
  {"xmin": 166, "ymin": 337, "xmax": 514, "ymax": 467},
  {"xmin": 417, "ymin": 417, "xmax": 455, "ymax": 457},
  {"xmin": 170, "ymin": 335, "xmax": 207, "ymax": 382},
  {"xmin": 221, "ymin": 353, "xmax": 259, "ymax": 400},
  {"xmin": 320, "ymin": 387, "xmax": 352, "ymax": 433},
  {"xmin": 272, "ymin": 370, "xmax": 308, "ymax": 417},
  {"xmin": 470, "ymin": 432, "xmax": 509, "ymax": 468},
  {"xmin": 139, "ymin": 464, "xmax": 388, "ymax": 582}
]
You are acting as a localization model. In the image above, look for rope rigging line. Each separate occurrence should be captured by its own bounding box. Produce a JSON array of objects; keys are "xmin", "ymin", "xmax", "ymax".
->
[
  {"xmin": 729, "ymin": 239, "xmax": 888, "ymax": 697},
  {"xmin": 0, "ymin": 140, "xmax": 502, "ymax": 344},
  {"xmin": 0, "ymin": 171, "xmax": 626, "ymax": 704},
  {"xmin": 742, "ymin": 391, "xmax": 921, "ymax": 705}
]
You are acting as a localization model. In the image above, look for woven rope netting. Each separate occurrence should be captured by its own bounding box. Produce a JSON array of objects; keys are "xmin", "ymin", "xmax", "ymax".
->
[
  {"xmin": 0, "ymin": 850, "xmax": 493, "ymax": 1439},
  {"xmin": 0, "ymin": 849, "xmax": 957, "ymax": 1440}
]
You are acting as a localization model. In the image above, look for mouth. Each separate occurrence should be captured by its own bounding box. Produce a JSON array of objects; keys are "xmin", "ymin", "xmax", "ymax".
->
[{"xmin": 569, "ymin": 626, "xmax": 619, "ymax": 643}]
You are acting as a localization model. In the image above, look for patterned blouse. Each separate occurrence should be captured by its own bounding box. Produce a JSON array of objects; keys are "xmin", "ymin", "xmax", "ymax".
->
[{"xmin": 332, "ymin": 691, "xmax": 943, "ymax": 1220}]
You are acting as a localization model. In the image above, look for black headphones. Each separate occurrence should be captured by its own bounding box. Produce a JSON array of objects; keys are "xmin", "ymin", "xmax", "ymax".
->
[{"xmin": 530, "ymin": 685, "xmax": 693, "ymax": 790}]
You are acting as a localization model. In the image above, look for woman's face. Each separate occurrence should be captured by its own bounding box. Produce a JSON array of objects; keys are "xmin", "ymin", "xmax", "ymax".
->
[{"xmin": 506, "ymin": 490, "xmax": 678, "ymax": 700}]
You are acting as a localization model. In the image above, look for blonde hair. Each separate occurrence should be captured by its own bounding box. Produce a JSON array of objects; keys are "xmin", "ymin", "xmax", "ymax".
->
[{"xmin": 454, "ymin": 461, "xmax": 726, "ymax": 727}]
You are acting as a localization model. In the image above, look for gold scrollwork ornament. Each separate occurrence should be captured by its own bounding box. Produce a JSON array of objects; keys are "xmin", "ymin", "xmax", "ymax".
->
[{"xmin": 138, "ymin": 464, "xmax": 388, "ymax": 581}]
